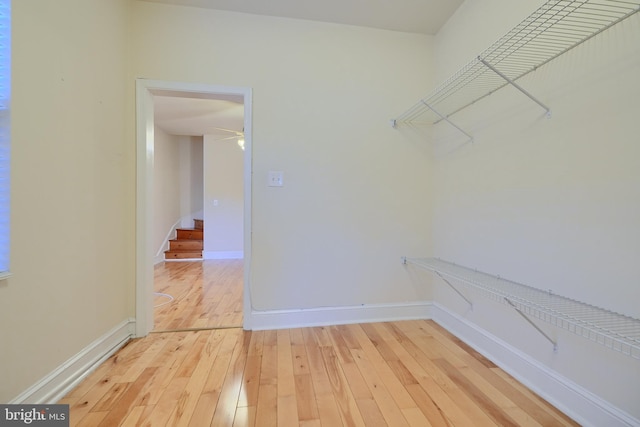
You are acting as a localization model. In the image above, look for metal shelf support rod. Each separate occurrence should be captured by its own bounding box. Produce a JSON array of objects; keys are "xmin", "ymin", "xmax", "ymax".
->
[
  {"xmin": 479, "ymin": 57, "xmax": 552, "ymax": 117},
  {"xmin": 505, "ymin": 297, "xmax": 558, "ymax": 352},
  {"xmin": 421, "ymin": 100, "xmax": 474, "ymax": 142},
  {"xmin": 435, "ymin": 272, "xmax": 474, "ymax": 309}
]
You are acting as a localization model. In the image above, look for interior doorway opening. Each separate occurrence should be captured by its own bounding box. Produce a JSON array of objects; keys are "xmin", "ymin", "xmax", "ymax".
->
[{"xmin": 136, "ymin": 79, "xmax": 253, "ymax": 337}]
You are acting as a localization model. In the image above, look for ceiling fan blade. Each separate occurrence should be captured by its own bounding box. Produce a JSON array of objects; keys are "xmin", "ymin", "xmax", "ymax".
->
[
  {"xmin": 214, "ymin": 135, "xmax": 237, "ymax": 141},
  {"xmin": 209, "ymin": 126, "xmax": 243, "ymax": 135}
]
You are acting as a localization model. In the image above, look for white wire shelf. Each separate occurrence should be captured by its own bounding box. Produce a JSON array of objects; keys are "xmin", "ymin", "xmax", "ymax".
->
[
  {"xmin": 403, "ymin": 257, "xmax": 640, "ymax": 359},
  {"xmin": 393, "ymin": 0, "xmax": 640, "ymax": 137}
]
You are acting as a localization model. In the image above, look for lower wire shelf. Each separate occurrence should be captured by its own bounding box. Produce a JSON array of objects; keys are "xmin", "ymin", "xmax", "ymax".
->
[{"xmin": 403, "ymin": 257, "xmax": 640, "ymax": 359}]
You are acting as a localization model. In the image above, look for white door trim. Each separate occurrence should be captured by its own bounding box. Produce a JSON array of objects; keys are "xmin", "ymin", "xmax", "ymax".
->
[{"xmin": 135, "ymin": 79, "xmax": 253, "ymax": 336}]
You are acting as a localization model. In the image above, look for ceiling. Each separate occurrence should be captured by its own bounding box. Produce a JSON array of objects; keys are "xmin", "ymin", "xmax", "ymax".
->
[
  {"xmin": 139, "ymin": 0, "xmax": 464, "ymax": 35},
  {"xmin": 149, "ymin": 0, "xmax": 464, "ymax": 138},
  {"xmin": 154, "ymin": 94, "xmax": 245, "ymax": 137}
]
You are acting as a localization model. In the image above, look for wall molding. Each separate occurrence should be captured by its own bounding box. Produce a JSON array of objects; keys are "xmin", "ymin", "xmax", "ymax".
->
[
  {"xmin": 250, "ymin": 301, "xmax": 433, "ymax": 331},
  {"xmin": 431, "ymin": 303, "xmax": 638, "ymax": 427},
  {"xmin": 10, "ymin": 319, "xmax": 135, "ymax": 404}
]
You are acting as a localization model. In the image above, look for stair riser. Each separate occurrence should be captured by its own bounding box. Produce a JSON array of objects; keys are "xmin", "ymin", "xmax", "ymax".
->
[
  {"xmin": 177, "ymin": 229, "xmax": 203, "ymax": 240},
  {"xmin": 194, "ymin": 219, "xmax": 204, "ymax": 230},
  {"xmin": 169, "ymin": 240, "xmax": 203, "ymax": 250},
  {"xmin": 165, "ymin": 252, "xmax": 203, "ymax": 259}
]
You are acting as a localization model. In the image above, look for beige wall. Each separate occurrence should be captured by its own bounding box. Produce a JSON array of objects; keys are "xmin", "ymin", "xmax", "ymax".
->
[
  {"xmin": 1, "ymin": 0, "xmax": 131, "ymax": 402},
  {"xmin": 130, "ymin": 2, "xmax": 435, "ymax": 311},
  {"xmin": 181, "ymin": 136, "xmax": 204, "ymax": 227},
  {"xmin": 153, "ymin": 131, "xmax": 204, "ymax": 262},
  {"xmin": 203, "ymin": 134, "xmax": 243, "ymax": 257},
  {"xmin": 430, "ymin": 0, "xmax": 640, "ymax": 418},
  {"xmin": 153, "ymin": 126, "xmax": 181, "ymax": 257}
]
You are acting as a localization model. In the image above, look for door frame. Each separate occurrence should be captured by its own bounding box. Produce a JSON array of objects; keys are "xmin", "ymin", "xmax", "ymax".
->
[{"xmin": 135, "ymin": 79, "xmax": 253, "ymax": 336}]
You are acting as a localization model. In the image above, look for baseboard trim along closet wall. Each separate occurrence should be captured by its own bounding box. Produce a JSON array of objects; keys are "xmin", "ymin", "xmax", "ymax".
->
[
  {"xmin": 10, "ymin": 319, "xmax": 136, "ymax": 405},
  {"xmin": 250, "ymin": 301, "xmax": 434, "ymax": 331},
  {"xmin": 431, "ymin": 304, "xmax": 639, "ymax": 427}
]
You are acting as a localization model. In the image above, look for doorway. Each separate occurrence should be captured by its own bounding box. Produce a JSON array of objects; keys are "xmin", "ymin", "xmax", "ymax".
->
[{"xmin": 135, "ymin": 79, "xmax": 253, "ymax": 337}]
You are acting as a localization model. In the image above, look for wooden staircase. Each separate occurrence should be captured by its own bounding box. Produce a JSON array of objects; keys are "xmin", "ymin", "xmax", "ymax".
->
[{"xmin": 164, "ymin": 219, "xmax": 203, "ymax": 260}]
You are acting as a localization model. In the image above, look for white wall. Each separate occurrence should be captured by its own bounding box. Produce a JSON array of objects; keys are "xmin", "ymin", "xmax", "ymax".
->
[
  {"xmin": 183, "ymin": 136, "xmax": 204, "ymax": 225},
  {"xmin": 154, "ymin": 132, "xmax": 205, "ymax": 260},
  {"xmin": 1, "ymin": 0, "xmax": 131, "ymax": 403},
  {"xmin": 429, "ymin": 0, "xmax": 640, "ymax": 422},
  {"xmin": 130, "ymin": 2, "xmax": 435, "ymax": 312},
  {"xmin": 153, "ymin": 131, "xmax": 204, "ymax": 259},
  {"xmin": 203, "ymin": 134, "xmax": 243, "ymax": 258},
  {"xmin": 153, "ymin": 126, "xmax": 181, "ymax": 256}
]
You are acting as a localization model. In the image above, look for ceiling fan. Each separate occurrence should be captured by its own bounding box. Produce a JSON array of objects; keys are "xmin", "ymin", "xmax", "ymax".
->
[{"xmin": 211, "ymin": 126, "xmax": 245, "ymax": 150}]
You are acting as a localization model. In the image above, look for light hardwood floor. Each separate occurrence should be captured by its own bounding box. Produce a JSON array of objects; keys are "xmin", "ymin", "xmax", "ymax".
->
[
  {"xmin": 60, "ymin": 261, "xmax": 579, "ymax": 426},
  {"xmin": 153, "ymin": 260, "xmax": 243, "ymax": 331}
]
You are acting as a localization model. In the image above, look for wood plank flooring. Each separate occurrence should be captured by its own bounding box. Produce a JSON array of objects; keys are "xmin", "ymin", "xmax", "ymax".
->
[
  {"xmin": 60, "ymin": 261, "xmax": 579, "ymax": 426},
  {"xmin": 153, "ymin": 260, "xmax": 243, "ymax": 331}
]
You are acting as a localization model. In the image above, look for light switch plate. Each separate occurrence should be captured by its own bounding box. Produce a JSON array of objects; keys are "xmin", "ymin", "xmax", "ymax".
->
[{"xmin": 268, "ymin": 171, "xmax": 284, "ymax": 187}]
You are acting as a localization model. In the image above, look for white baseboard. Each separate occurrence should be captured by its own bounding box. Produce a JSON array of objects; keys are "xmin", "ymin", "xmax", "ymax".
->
[
  {"xmin": 203, "ymin": 251, "xmax": 243, "ymax": 260},
  {"xmin": 10, "ymin": 318, "xmax": 135, "ymax": 404},
  {"xmin": 431, "ymin": 303, "xmax": 639, "ymax": 427},
  {"xmin": 250, "ymin": 301, "xmax": 433, "ymax": 331}
]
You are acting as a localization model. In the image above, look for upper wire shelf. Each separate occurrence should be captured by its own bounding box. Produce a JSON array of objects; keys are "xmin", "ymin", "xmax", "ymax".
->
[
  {"xmin": 393, "ymin": 0, "xmax": 640, "ymax": 135},
  {"xmin": 404, "ymin": 257, "xmax": 640, "ymax": 359}
]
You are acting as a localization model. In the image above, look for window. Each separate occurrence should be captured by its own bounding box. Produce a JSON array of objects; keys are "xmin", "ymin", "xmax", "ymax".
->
[{"xmin": 0, "ymin": 0, "xmax": 9, "ymax": 278}]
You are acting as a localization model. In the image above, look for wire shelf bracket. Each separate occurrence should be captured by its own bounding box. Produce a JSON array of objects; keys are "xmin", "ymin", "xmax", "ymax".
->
[
  {"xmin": 392, "ymin": 0, "xmax": 640, "ymax": 135},
  {"xmin": 422, "ymin": 101, "xmax": 474, "ymax": 143},
  {"xmin": 505, "ymin": 296, "xmax": 558, "ymax": 351},
  {"xmin": 402, "ymin": 257, "xmax": 640, "ymax": 359},
  {"xmin": 478, "ymin": 57, "xmax": 552, "ymax": 118},
  {"xmin": 436, "ymin": 270, "xmax": 475, "ymax": 309}
]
